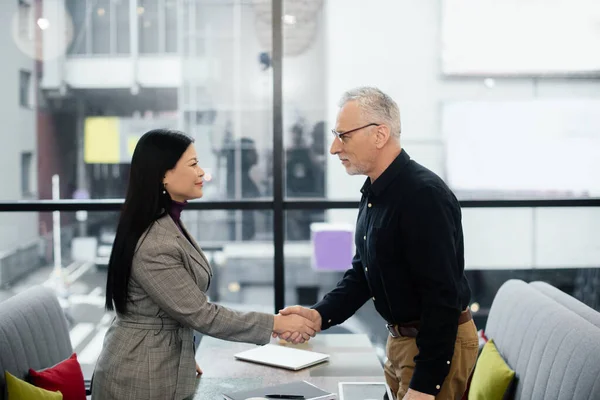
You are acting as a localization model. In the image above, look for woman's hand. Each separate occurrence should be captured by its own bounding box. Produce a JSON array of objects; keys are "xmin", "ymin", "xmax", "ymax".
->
[
  {"xmin": 273, "ymin": 313, "xmax": 318, "ymax": 343},
  {"xmin": 195, "ymin": 361, "xmax": 203, "ymax": 376},
  {"xmin": 273, "ymin": 306, "xmax": 322, "ymax": 344}
]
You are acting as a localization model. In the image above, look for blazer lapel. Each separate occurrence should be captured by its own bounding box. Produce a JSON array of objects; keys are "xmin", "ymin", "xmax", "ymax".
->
[
  {"xmin": 180, "ymin": 223, "xmax": 211, "ymax": 274},
  {"xmin": 158, "ymin": 214, "xmax": 212, "ymax": 279}
]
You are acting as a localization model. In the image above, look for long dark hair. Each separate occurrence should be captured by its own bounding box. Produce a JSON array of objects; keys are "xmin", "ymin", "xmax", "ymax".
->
[{"xmin": 105, "ymin": 129, "xmax": 194, "ymax": 313}]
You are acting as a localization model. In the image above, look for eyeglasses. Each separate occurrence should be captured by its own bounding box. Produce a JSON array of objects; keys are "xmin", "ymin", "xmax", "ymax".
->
[{"xmin": 331, "ymin": 123, "xmax": 380, "ymax": 143}]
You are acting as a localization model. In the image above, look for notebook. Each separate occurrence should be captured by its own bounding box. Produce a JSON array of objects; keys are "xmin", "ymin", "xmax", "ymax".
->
[
  {"xmin": 234, "ymin": 344, "xmax": 330, "ymax": 371},
  {"xmin": 223, "ymin": 380, "xmax": 336, "ymax": 400}
]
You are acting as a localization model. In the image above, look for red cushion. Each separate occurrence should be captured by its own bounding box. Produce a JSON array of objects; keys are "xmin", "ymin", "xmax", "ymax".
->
[
  {"xmin": 28, "ymin": 353, "xmax": 86, "ymax": 400},
  {"xmin": 480, "ymin": 329, "xmax": 488, "ymax": 342}
]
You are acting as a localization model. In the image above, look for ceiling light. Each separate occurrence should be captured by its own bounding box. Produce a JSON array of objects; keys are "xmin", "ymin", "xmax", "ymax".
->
[
  {"xmin": 37, "ymin": 18, "xmax": 49, "ymax": 30},
  {"xmin": 283, "ymin": 14, "xmax": 297, "ymax": 25}
]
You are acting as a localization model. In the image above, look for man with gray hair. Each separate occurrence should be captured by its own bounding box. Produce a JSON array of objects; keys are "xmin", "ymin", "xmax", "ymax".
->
[{"xmin": 278, "ymin": 87, "xmax": 478, "ymax": 399}]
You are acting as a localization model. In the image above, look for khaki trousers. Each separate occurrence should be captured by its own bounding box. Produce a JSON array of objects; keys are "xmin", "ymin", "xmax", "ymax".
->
[{"xmin": 384, "ymin": 319, "xmax": 479, "ymax": 400}]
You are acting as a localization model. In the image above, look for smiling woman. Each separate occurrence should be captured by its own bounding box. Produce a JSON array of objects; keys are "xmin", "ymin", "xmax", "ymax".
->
[
  {"xmin": 163, "ymin": 141, "xmax": 206, "ymax": 203},
  {"xmin": 92, "ymin": 129, "xmax": 317, "ymax": 400},
  {"xmin": 104, "ymin": 128, "xmax": 197, "ymax": 316}
]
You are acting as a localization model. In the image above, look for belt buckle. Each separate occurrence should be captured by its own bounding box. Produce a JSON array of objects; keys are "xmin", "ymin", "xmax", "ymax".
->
[{"xmin": 386, "ymin": 323, "xmax": 399, "ymax": 338}]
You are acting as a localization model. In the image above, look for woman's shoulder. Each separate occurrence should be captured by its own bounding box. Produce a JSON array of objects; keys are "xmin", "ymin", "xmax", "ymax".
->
[{"xmin": 135, "ymin": 214, "xmax": 179, "ymax": 254}]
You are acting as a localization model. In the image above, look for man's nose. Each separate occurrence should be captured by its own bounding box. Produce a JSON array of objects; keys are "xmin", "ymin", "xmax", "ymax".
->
[{"xmin": 330, "ymin": 138, "xmax": 341, "ymax": 155}]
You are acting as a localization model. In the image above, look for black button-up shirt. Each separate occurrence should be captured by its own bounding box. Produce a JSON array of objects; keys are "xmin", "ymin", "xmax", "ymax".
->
[{"xmin": 313, "ymin": 149, "xmax": 471, "ymax": 396}]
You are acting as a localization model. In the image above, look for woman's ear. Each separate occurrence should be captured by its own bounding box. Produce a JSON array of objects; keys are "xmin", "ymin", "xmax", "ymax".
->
[
  {"xmin": 162, "ymin": 173, "xmax": 169, "ymax": 193},
  {"xmin": 163, "ymin": 170, "xmax": 172, "ymax": 185}
]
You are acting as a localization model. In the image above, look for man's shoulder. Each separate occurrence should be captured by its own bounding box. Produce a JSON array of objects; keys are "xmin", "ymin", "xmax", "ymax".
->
[{"xmin": 402, "ymin": 160, "xmax": 453, "ymax": 196}]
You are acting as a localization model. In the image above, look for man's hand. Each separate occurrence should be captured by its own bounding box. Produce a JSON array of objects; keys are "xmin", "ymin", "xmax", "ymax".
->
[
  {"xmin": 402, "ymin": 389, "xmax": 434, "ymax": 400},
  {"xmin": 272, "ymin": 306, "xmax": 322, "ymax": 344},
  {"xmin": 272, "ymin": 312, "xmax": 318, "ymax": 344}
]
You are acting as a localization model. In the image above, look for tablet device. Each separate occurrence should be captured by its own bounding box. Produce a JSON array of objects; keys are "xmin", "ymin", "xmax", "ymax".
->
[{"xmin": 338, "ymin": 382, "xmax": 394, "ymax": 400}]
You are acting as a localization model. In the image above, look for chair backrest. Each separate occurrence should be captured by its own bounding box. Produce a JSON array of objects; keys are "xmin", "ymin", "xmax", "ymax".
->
[
  {"xmin": 529, "ymin": 280, "xmax": 600, "ymax": 329},
  {"xmin": 0, "ymin": 285, "xmax": 73, "ymax": 398},
  {"xmin": 486, "ymin": 279, "xmax": 600, "ymax": 400}
]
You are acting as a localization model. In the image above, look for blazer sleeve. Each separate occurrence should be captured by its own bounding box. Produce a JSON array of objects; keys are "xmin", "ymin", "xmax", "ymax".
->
[{"xmin": 131, "ymin": 240, "xmax": 274, "ymax": 345}]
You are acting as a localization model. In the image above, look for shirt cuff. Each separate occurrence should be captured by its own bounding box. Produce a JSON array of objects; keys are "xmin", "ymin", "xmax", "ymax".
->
[
  {"xmin": 409, "ymin": 359, "xmax": 452, "ymax": 396},
  {"xmin": 311, "ymin": 302, "xmax": 335, "ymax": 330}
]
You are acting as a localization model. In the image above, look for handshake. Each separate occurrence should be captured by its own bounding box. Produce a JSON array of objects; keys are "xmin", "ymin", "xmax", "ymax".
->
[{"xmin": 272, "ymin": 306, "xmax": 322, "ymax": 344}]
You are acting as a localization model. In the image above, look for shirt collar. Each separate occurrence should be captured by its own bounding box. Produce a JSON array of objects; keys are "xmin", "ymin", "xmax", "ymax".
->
[{"xmin": 360, "ymin": 149, "xmax": 410, "ymax": 196}]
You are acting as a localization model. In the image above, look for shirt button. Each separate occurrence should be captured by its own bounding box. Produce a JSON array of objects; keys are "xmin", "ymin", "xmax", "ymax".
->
[
  {"xmin": 365, "ymin": 268, "xmax": 368, "ymax": 272},
  {"xmin": 436, "ymin": 385, "xmax": 440, "ymax": 390},
  {"xmin": 368, "ymin": 203, "xmax": 372, "ymax": 208},
  {"xmin": 363, "ymin": 235, "xmax": 366, "ymax": 240}
]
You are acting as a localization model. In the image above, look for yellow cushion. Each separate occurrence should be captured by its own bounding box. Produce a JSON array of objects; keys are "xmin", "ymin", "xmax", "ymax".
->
[
  {"xmin": 468, "ymin": 339, "xmax": 515, "ymax": 400},
  {"xmin": 4, "ymin": 371, "xmax": 63, "ymax": 400}
]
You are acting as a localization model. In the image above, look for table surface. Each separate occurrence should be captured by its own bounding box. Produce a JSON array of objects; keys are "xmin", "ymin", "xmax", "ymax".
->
[{"xmin": 192, "ymin": 333, "xmax": 386, "ymax": 399}]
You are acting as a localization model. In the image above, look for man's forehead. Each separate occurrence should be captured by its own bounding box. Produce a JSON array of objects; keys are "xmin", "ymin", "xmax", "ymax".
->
[
  {"xmin": 336, "ymin": 103, "xmax": 361, "ymax": 127},
  {"xmin": 340, "ymin": 100, "xmax": 360, "ymax": 113}
]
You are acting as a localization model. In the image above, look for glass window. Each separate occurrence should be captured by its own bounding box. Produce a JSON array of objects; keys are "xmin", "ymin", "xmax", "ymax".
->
[
  {"xmin": 178, "ymin": 1, "xmax": 272, "ymax": 211},
  {"xmin": 138, "ymin": 0, "xmax": 159, "ymax": 53},
  {"xmin": 5, "ymin": 1, "xmax": 270, "ymax": 206},
  {"xmin": 281, "ymin": 1, "xmax": 328, "ymax": 201},
  {"xmin": 21, "ymin": 152, "xmax": 33, "ymax": 197},
  {"xmin": 115, "ymin": 0, "xmax": 130, "ymax": 54},
  {"xmin": 91, "ymin": 0, "xmax": 110, "ymax": 54},
  {"xmin": 19, "ymin": 70, "xmax": 32, "ymax": 108},
  {"xmin": 66, "ymin": 0, "xmax": 88, "ymax": 54},
  {"xmin": 17, "ymin": 0, "xmax": 33, "ymax": 42},
  {"xmin": 283, "ymin": 1, "xmax": 600, "ymax": 202},
  {"xmin": 164, "ymin": 0, "xmax": 178, "ymax": 53}
]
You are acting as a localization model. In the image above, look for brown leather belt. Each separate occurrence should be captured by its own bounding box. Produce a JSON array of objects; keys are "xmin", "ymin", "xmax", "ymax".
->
[{"xmin": 386, "ymin": 308, "xmax": 472, "ymax": 338}]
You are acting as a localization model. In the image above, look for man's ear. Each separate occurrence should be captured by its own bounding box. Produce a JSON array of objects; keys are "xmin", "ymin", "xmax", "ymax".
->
[{"xmin": 375, "ymin": 124, "xmax": 391, "ymax": 149}]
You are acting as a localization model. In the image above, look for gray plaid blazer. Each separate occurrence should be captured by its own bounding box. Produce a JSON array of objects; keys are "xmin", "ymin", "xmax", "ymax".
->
[{"xmin": 91, "ymin": 213, "xmax": 274, "ymax": 400}]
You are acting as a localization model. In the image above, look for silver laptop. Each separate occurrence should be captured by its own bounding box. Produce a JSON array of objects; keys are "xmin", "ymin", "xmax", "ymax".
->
[{"xmin": 234, "ymin": 344, "xmax": 330, "ymax": 371}]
